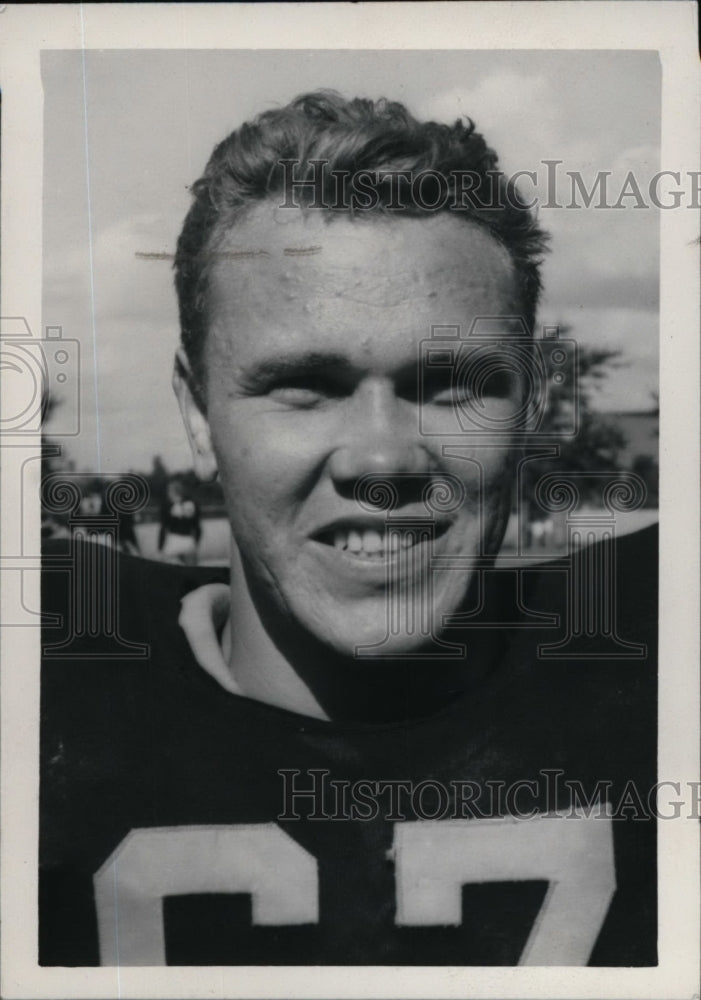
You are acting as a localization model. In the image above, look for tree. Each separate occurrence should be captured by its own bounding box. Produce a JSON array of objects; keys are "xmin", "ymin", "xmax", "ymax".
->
[{"xmin": 520, "ymin": 332, "xmax": 628, "ymax": 514}]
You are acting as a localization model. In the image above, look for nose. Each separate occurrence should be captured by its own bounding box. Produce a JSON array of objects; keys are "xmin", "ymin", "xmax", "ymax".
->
[{"xmin": 327, "ymin": 380, "xmax": 431, "ymax": 489}]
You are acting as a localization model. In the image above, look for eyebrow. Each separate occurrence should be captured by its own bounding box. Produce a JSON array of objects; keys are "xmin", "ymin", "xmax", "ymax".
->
[{"xmin": 239, "ymin": 352, "xmax": 357, "ymax": 386}]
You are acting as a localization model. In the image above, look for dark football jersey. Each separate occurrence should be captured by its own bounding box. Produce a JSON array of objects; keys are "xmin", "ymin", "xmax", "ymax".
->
[{"xmin": 40, "ymin": 527, "xmax": 657, "ymax": 967}]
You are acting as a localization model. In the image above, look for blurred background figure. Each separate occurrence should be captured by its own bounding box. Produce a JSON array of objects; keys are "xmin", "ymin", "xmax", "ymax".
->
[
  {"xmin": 77, "ymin": 478, "xmax": 112, "ymax": 549},
  {"xmin": 529, "ymin": 515, "xmax": 555, "ymax": 549},
  {"xmin": 75, "ymin": 477, "xmax": 142, "ymax": 554},
  {"xmin": 116, "ymin": 504, "xmax": 141, "ymax": 556},
  {"xmin": 158, "ymin": 477, "xmax": 201, "ymax": 565},
  {"xmin": 79, "ymin": 478, "xmax": 104, "ymax": 517}
]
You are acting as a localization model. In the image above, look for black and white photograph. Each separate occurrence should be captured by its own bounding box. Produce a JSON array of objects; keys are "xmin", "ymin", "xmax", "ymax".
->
[{"xmin": 0, "ymin": 4, "xmax": 698, "ymax": 998}]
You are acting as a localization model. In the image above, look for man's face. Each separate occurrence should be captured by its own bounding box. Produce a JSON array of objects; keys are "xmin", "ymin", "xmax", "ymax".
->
[{"xmin": 195, "ymin": 206, "xmax": 523, "ymax": 657}]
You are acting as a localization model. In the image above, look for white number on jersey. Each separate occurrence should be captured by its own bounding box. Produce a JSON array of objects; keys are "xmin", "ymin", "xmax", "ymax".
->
[
  {"xmin": 94, "ymin": 811, "xmax": 615, "ymax": 965},
  {"xmin": 93, "ymin": 824, "xmax": 319, "ymax": 965},
  {"xmin": 393, "ymin": 811, "xmax": 616, "ymax": 965}
]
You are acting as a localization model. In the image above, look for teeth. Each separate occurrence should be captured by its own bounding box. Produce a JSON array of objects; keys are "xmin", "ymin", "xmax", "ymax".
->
[
  {"xmin": 363, "ymin": 530, "xmax": 383, "ymax": 554},
  {"xmin": 328, "ymin": 527, "xmax": 421, "ymax": 558},
  {"xmin": 347, "ymin": 530, "xmax": 363, "ymax": 553}
]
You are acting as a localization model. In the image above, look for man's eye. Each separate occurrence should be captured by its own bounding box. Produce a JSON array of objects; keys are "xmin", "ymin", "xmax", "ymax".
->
[
  {"xmin": 269, "ymin": 385, "xmax": 322, "ymax": 406},
  {"xmin": 420, "ymin": 372, "xmax": 474, "ymax": 406},
  {"xmin": 430, "ymin": 385, "xmax": 475, "ymax": 406},
  {"xmin": 423, "ymin": 369, "xmax": 514, "ymax": 405},
  {"xmin": 267, "ymin": 376, "xmax": 344, "ymax": 406}
]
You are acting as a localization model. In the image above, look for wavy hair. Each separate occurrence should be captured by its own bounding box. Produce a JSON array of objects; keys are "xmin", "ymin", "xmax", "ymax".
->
[{"xmin": 175, "ymin": 90, "xmax": 548, "ymax": 399}]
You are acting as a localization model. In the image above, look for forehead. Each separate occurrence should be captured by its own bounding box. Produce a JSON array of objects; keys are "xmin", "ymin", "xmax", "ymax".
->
[{"xmin": 204, "ymin": 206, "xmax": 518, "ymax": 367}]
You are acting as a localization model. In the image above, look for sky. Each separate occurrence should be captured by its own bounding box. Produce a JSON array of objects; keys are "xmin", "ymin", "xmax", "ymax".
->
[{"xmin": 41, "ymin": 48, "xmax": 661, "ymax": 474}]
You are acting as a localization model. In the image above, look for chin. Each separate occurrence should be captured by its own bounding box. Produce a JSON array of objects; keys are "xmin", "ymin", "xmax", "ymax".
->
[{"xmin": 301, "ymin": 582, "xmax": 473, "ymax": 662}]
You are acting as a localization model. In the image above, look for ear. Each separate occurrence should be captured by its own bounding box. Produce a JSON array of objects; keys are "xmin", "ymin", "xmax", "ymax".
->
[{"xmin": 172, "ymin": 349, "xmax": 218, "ymax": 481}]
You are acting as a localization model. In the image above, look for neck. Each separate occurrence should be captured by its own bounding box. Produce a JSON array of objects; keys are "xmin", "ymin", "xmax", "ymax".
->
[{"xmin": 225, "ymin": 543, "xmax": 497, "ymax": 724}]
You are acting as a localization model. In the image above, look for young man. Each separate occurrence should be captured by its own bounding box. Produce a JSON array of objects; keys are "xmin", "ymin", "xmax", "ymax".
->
[{"xmin": 40, "ymin": 92, "xmax": 657, "ymax": 967}]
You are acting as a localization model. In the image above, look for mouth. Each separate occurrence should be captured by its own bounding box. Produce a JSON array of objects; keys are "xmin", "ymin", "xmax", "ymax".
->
[{"xmin": 312, "ymin": 520, "xmax": 451, "ymax": 561}]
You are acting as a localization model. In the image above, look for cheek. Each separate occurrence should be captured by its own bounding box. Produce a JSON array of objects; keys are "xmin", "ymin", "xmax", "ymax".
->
[
  {"xmin": 444, "ymin": 448, "xmax": 516, "ymax": 525},
  {"xmin": 446, "ymin": 447, "xmax": 516, "ymax": 492},
  {"xmin": 484, "ymin": 449, "xmax": 518, "ymax": 491},
  {"xmin": 208, "ymin": 413, "xmax": 316, "ymax": 536},
  {"xmin": 208, "ymin": 419, "xmax": 274, "ymax": 528},
  {"xmin": 482, "ymin": 452, "xmax": 518, "ymax": 546},
  {"xmin": 485, "ymin": 454, "xmax": 518, "ymax": 518}
]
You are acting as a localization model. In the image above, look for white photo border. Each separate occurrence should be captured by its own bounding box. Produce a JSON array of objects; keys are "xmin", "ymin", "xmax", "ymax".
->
[{"xmin": 1, "ymin": 3, "xmax": 699, "ymax": 998}]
